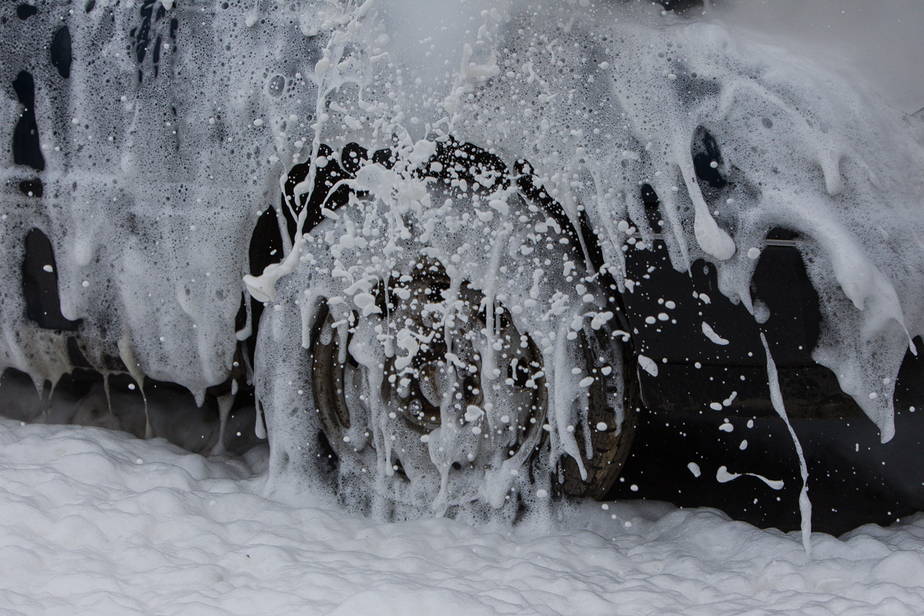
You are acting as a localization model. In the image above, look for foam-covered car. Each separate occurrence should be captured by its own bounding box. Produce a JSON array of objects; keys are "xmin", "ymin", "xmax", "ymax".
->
[{"xmin": 2, "ymin": 0, "xmax": 923, "ymax": 518}]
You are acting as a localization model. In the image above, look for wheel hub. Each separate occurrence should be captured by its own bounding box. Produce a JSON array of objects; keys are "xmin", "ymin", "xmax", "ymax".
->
[{"xmin": 311, "ymin": 262, "xmax": 548, "ymax": 511}]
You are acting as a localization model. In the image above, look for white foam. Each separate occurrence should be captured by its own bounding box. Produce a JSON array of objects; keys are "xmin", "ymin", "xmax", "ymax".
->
[
  {"xmin": 716, "ymin": 464, "xmax": 785, "ymax": 491},
  {"xmin": 763, "ymin": 333, "xmax": 812, "ymax": 556},
  {"xmin": 3, "ymin": 419, "xmax": 924, "ymax": 614},
  {"xmin": 702, "ymin": 322, "xmax": 730, "ymax": 346},
  {"xmin": 2, "ymin": 0, "xmax": 923, "ymax": 514}
]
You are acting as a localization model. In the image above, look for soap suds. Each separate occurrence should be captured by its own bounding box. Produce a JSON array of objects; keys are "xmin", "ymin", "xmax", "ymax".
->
[
  {"xmin": 2, "ymin": 0, "xmax": 922, "ymax": 516},
  {"xmin": 4, "ymin": 418, "xmax": 924, "ymax": 614}
]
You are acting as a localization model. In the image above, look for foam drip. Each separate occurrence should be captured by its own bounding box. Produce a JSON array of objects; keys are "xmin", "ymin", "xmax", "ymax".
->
[{"xmin": 762, "ymin": 333, "xmax": 812, "ymax": 555}]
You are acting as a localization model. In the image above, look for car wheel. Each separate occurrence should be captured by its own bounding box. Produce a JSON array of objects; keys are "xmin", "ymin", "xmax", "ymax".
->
[{"xmin": 256, "ymin": 141, "xmax": 638, "ymax": 516}]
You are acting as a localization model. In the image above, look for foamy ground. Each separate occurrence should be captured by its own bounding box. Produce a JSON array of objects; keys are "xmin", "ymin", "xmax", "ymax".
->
[{"xmin": 1, "ymin": 417, "xmax": 922, "ymax": 615}]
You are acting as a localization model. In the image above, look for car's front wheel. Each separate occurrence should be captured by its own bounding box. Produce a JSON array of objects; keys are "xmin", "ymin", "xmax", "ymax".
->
[{"xmin": 254, "ymin": 141, "xmax": 638, "ymax": 517}]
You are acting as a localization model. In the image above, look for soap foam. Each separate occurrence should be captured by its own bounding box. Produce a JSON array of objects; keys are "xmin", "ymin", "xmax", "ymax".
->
[{"xmin": 2, "ymin": 0, "xmax": 922, "ymax": 515}]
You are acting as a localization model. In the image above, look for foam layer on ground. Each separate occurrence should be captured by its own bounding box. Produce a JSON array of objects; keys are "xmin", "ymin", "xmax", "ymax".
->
[{"xmin": 1, "ymin": 418, "xmax": 923, "ymax": 615}]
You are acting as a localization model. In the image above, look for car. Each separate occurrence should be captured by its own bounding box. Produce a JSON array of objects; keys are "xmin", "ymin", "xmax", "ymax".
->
[{"xmin": 2, "ymin": 0, "xmax": 923, "ymax": 523}]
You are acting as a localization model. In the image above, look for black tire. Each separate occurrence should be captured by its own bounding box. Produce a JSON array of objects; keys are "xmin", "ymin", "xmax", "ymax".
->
[
  {"xmin": 260, "ymin": 140, "xmax": 638, "ymax": 514},
  {"xmin": 558, "ymin": 325, "xmax": 639, "ymax": 498}
]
